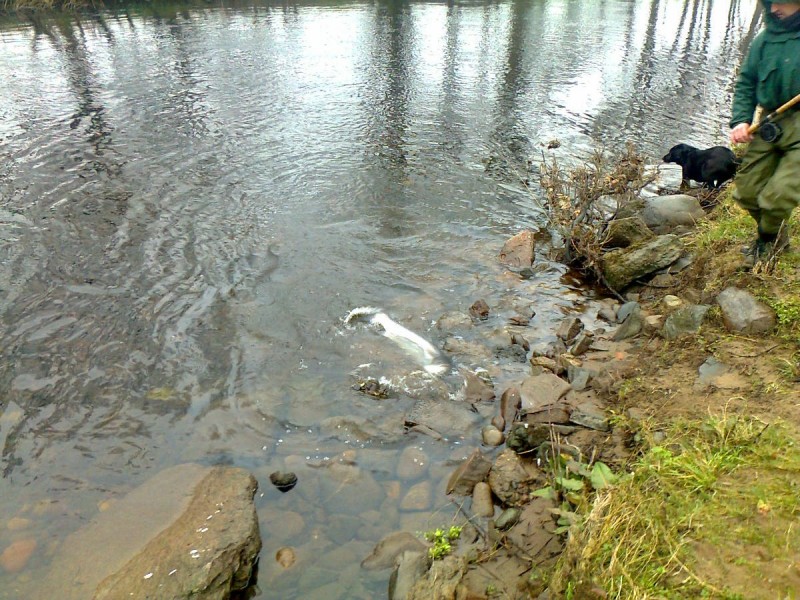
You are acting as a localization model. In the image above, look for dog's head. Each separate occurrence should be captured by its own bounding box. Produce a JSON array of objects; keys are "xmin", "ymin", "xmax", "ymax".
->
[{"xmin": 662, "ymin": 143, "xmax": 696, "ymax": 165}]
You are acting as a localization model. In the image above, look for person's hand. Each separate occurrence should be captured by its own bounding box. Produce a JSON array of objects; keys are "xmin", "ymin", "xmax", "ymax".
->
[{"xmin": 730, "ymin": 123, "xmax": 754, "ymax": 144}]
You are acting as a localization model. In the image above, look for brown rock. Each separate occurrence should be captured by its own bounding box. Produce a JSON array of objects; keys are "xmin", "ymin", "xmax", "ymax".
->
[
  {"xmin": 488, "ymin": 450, "xmax": 544, "ymax": 507},
  {"xmin": 361, "ymin": 532, "xmax": 427, "ymax": 571},
  {"xmin": 469, "ymin": 300, "xmax": 490, "ymax": 320},
  {"xmin": 499, "ymin": 230, "xmax": 536, "ymax": 268},
  {"xmin": 462, "ymin": 370, "xmax": 496, "ymax": 404},
  {"xmin": 446, "ymin": 449, "xmax": 492, "ymax": 496},
  {"xmin": 471, "ymin": 482, "xmax": 494, "ymax": 518},
  {"xmin": 499, "ymin": 387, "xmax": 522, "ymax": 426}
]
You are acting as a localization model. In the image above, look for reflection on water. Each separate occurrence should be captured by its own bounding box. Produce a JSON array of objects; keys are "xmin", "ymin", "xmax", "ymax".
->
[{"xmin": 0, "ymin": 0, "xmax": 759, "ymax": 596}]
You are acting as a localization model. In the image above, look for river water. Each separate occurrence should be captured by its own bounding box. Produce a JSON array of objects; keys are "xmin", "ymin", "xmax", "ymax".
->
[{"xmin": 0, "ymin": 0, "xmax": 760, "ymax": 597}]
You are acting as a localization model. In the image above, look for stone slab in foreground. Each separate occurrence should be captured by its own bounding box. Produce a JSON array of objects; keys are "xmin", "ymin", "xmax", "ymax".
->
[{"xmin": 36, "ymin": 464, "xmax": 260, "ymax": 600}]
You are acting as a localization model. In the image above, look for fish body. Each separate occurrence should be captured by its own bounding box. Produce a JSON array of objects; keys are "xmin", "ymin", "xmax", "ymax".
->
[{"xmin": 345, "ymin": 307, "xmax": 449, "ymax": 376}]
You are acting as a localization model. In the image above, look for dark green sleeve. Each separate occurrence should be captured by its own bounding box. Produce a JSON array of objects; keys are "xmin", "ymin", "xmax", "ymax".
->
[{"xmin": 730, "ymin": 37, "xmax": 762, "ymax": 128}]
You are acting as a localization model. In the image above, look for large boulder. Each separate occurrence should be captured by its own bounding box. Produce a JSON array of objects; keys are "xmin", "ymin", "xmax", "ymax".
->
[
  {"xmin": 38, "ymin": 464, "xmax": 261, "ymax": 600},
  {"xmin": 642, "ymin": 194, "xmax": 705, "ymax": 229},
  {"xmin": 600, "ymin": 234, "xmax": 684, "ymax": 291}
]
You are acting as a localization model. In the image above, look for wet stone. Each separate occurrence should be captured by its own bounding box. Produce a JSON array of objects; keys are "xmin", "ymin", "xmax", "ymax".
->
[
  {"xmin": 471, "ymin": 482, "xmax": 495, "ymax": 518},
  {"xmin": 481, "ymin": 425, "xmax": 504, "ymax": 447},
  {"xmin": 0, "ymin": 538, "xmax": 37, "ymax": 573},
  {"xmin": 556, "ymin": 317, "xmax": 584, "ymax": 343},
  {"xmin": 469, "ymin": 299, "xmax": 490, "ymax": 320},
  {"xmin": 494, "ymin": 508, "xmax": 521, "ymax": 531},
  {"xmin": 270, "ymin": 471, "xmax": 298, "ymax": 493},
  {"xmin": 400, "ymin": 481, "xmax": 432, "ymax": 511},
  {"xmin": 446, "ymin": 449, "xmax": 492, "ymax": 496},
  {"xmin": 396, "ymin": 446, "xmax": 429, "ymax": 480},
  {"xmin": 361, "ymin": 532, "xmax": 427, "ymax": 571},
  {"xmin": 505, "ymin": 422, "xmax": 551, "ymax": 455}
]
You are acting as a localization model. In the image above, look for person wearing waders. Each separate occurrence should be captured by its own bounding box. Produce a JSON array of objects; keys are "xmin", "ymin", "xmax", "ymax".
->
[{"xmin": 729, "ymin": 1, "xmax": 800, "ymax": 268}]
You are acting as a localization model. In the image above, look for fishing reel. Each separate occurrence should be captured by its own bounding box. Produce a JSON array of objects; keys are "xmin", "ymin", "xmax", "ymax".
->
[{"xmin": 759, "ymin": 121, "xmax": 783, "ymax": 143}]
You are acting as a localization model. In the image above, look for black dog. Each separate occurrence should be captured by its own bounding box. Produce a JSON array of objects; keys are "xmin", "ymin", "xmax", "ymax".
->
[{"xmin": 662, "ymin": 144, "xmax": 738, "ymax": 189}]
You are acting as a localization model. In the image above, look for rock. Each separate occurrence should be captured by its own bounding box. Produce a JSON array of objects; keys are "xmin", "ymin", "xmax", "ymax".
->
[
  {"xmin": 269, "ymin": 471, "xmax": 298, "ymax": 493},
  {"xmin": 600, "ymin": 234, "xmax": 684, "ymax": 291},
  {"xmin": 616, "ymin": 301, "xmax": 641, "ymax": 323},
  {"xmin": 716, "ymin": 287, "xmax": 776, "ymax": 334},
  {"xmin": 320, "ymin": 415, "xmax": 403, "ymax": 444},
  {"xmin": 570, "ymin": 402, "xmax": 610, "ymax": 432},
  {"xmin": 446, "ymin": 449, "xmax": 493, "ymax": 496},
  {"xmin": 613, "ymin": 306, "xmax": 644, "ymax": 341},
  {"xmin": 522, "ymin": 403, "xmax": 571, "ymax": 425},
  {"xmin": 663, "ymin": 304, "xmax": 710, "ymax": 339},
  {"xmin": 499, "ymin": 387, "xmax": 522, "ymax": 426},
  {"xmin": 406, "ymin": 397, "xmax": 483, "ymax": 439},
  {"xmin": 494, "ymin": 508, "xmax": 521, "ymax": 531},
  {"xmin": 505, "ymin": 422, "xmax": 551, "ymax": 454},
  {"xmin": 481, "ymin": 426, "xmax": 504, "ymax": 447},
  {"xmin": 508, "ymin": 314, "xmax": 531, "ymax": 326},
  {"xmin": 643, "ymin": 314, "xmax": 665, "ymax": 335},
  {"xmin": 695, "ymin": 356, "xmax": 746, "ymax": 391},
  {"xmin": 499, "ymin": 230, "xmax": 536, "ymax": 268},
  {"xmin": 663, "ymin": 295, "xmax": 684, "ymax": 310},
  {"xmin": 397, "ymin": 446, "xmax": 429, "ymax": 480},
  {"xmin": 258, "ymin": 509, "xmax": 306, "ymax": 541},
  {"xmin": 400, "ymin": 482, "xmax": 432, "ymax": 511},
  {"xmin": 462, "ymin": 370, "xmax": 496, "ymax": 404},
  {"xmin": 36, "ymin": 465, "xmax": 259, "ymax": 600},
  {"xmin": 603, "ymin": 216, "xmax": 655, "ymax": 248},
  {"xmin": 567, "ymin": 367, "xmax": 593, "ymax": 392},
  {"xmin": 471, "ymin": 482, "xmax": 495, "ymax": 518},
  {"xmin": 491, "ymin": 415, "xmax": 505, "ymax": 431},
  {"xmin": 361, "ymin": 532, "xmax": 428, "ymax": 571},
  {"xmin": 436, "ymin": 311, "xmax": 474, "ymax": 333},
  {"xmin": 598, "ymin": 305, "xmax": 618, "ymax": 323},
  {"xmin": 519, "ymin": 373, "xmax": 572, "ymax": 412},
  {"xmin": 469, "ymin": 300, "xmax": 490, "ymax": 320},
  {"xmin": 92, "ymin": 466, "xmax": 260, "ymax": 600},
  {"xmin": 488, "ymin": 450, "xmax": 544, "ymax": 507},
  {"xmin": 556, "ymin": 317, "xmax": 584, "ymax": 343},
  {"xmin": 641, "ymin": 194, "xmax": 705, "ymax": 229},
  {"xmin": 275, "ymin": 547, "xmax": 296, "ymax": 569},
  {"xmin": 408, "ymin": 555, "xmax": 467, "ymax": 600},
  {"xmin": 0, "ymin": 538, "xmax": 37, "ymax": 573},
  {"xmin": 389, "ymin": 551, "xmax": 428, "ymax": 600},
  {"xmin": 319, "ymin": 462, "xmax": 385, "ymax": 516},
  {"xmin": 569, "ymin": 332, "xmax": 594, "ymax": 356},
  {"xmin": 530, "ymin": 356, "xmax": 562, "ymax": 375}
]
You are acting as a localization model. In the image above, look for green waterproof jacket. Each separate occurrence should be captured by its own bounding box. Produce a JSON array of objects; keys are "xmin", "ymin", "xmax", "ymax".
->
[{"xmin": 730, "ymin": 0, "xmax": 800, "ymax": 127}]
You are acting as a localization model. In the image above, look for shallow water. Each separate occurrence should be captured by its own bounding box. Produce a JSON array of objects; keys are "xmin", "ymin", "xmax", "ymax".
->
[{"xmin": 0, "ymin": 0, "xmax": 759, "ymax": 596}]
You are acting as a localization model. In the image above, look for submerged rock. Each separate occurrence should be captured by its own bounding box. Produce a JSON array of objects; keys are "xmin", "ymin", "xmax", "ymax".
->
[{"xmin": 499, "ymin": 230, "xmax": 536, "ymax": 268}]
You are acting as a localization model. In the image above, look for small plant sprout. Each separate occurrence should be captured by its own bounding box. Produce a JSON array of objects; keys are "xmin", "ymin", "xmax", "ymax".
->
[{"xmin": 422, "ymin": 524, "xmax": 464, "ymax": 560}]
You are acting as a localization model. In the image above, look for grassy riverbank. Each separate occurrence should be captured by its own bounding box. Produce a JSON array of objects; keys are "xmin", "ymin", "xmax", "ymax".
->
[{"xmin": 550, "ymin": 191, "xmax": 800, "ymax": 599}]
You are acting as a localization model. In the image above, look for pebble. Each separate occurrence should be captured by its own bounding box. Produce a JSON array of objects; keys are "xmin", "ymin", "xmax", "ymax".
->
[
  {"xmin": 0, "ymin": 538, "xmax": 37, "ymax": 573},
  {"xmin": 481, "ymin": 426, "xmax": 504, "ymax": 447},
  {"xmin": 275, "ymin": 546, "xmax": 296, "ymax": 569}
]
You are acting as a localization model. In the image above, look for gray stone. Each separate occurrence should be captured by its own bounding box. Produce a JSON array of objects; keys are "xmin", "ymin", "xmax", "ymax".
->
[
  {"xmin": 397, "ymin": 446, "xmax": 430, "ymax": 480},
  {"xmin": 663, "ymin": 304, "xmax": 710, "ymax": 340},
  {"xmin": 642, "ymin": 194, "xmax": 705, "ymax": 228},
  {"xmin": 613, "ymin": 306, "xmax": 644, "ymax": 341},
  {"xmin": 569, "ymin": 402, "xmax": 609, "ymax": 432},
  {"xmin": 616, "ymin": 301, "xmax": 641, "ymax": 323},
  {"xmin": 601, "ymin": 234, "xmax": 684, "ymax": 291},
  {"xmin": 716, "ymin": 287, "xmax": 777, "ymax": 334},
  {"xmin": 567, "ymin": 367, "xmax": 593, "ymax": 392},
  {"xmin": 406, "ymin": 397, "xmax": 482, "ymax": 438},
  {"xmin": 436, "ymin": 311, "xmax": 474, "ymax": 334}
]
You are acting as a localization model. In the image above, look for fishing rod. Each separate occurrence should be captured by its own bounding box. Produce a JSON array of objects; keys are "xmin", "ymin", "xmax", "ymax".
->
[{"xmin": 747, "ymin": 91, "xmax": 800, "ymax": 142}]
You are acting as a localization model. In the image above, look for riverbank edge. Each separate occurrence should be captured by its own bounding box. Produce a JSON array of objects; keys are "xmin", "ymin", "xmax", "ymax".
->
[{"xmin": 398, "ymin": 184, "xmax": 800, "ymax": 599}]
